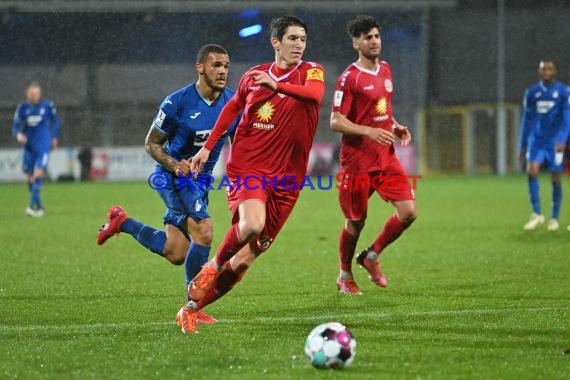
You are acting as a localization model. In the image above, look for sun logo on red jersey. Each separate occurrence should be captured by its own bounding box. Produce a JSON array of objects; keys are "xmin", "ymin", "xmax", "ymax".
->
[
  {"xmin": 256, "ymin": 101, "xmax": 275, "ymax": 122},
  {"xmin": 375, "ymin": 98, "xmax": 388, "ymax": 114}
]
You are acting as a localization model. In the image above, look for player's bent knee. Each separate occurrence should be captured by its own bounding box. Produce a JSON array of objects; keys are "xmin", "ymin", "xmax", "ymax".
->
[
  {"xmin": 162, "ymin": 243, "xmax": 187, "ymax": 265},
  {"xmin": 170, "ymin": 258, "xmax": 185, "ymax": 266},
  {"xmin": 187, "ymin": 218, "xmax": 214, "ymax": 246},
  {"xmin": 194, "ymin": 228, "xmax": 213, "ymax": 246},
  {"xmin": 527, "ymin": 163, "xmax": 540, "ymax": 177},
  {"xmin": 164, "ymin": 251, "xmax": 185, "ymax": 265},
  {"xmin": 402, "ymin": 212, "xmax": 417, "ymax": 226},
  {"xmin": 238, "ymin": 219, "xmax": 265, "ymax": 239},
  {"xmin": 345, "ymin": 220, "xmax": 365, "ymax": 235},
  {"xmin": 33, "ymin": 169, "xmax": 45, "ymax": 178}
]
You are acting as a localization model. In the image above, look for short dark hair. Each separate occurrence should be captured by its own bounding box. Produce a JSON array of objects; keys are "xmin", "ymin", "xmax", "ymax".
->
[
  {"xmin": 270, "ymin": 16, "xmax": 307, "ymax": 41},
  {"xmin": 347, "ymin": 15, "xmax": 381, "ymax": 38},
  {"xmin": 196, "ymin": 44, "xmax": 228, "ymax": 64},
  {"xmin": 27, "ymin": 81, "xmax": 41, "ymax": 90}
]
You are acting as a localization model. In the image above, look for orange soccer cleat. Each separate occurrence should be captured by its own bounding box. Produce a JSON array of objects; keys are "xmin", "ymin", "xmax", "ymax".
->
[
  {"xmin": 187, "ymin": 261, "xmax": 221, "ymax": 302},
  {"xmin": 96, "ymin": 205, "xmax": 128, "ymax": 245},
  {"xmin": 196, "ymin": 310, "xmax": 219, "ymax": 324},
  {"xmin": 336, "ymin": 276, "xmax": 362, "ymax": 295},
  {"xmin": 356, "ymin": 251, "xmax": 388, "ymax": 288},
  {"xmin": 176, "ymin": 307, "xmax": 198, "ymax": 334},
  {"xmin": 176, "ymin": 309, "xmax": 218, "ymax": 326}
]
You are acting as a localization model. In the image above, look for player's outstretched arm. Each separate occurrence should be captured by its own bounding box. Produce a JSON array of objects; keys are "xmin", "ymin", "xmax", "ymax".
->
[
  {"xmin": 330, "ymin": 111, "xmax": 394, "ymax": 146},
  {"xmin": 190, "ymin": 96, "xmax": 242, "ymax": 174},
  {"xmin": 249, "ymin": 69, "xmax": 325, "ymax": 104},
  {"xmin": 203, "ymin": 97, "xmax": 242, "ymax": 150},
  {"xmin": 144, "ymin": 126, "xmax": 189, "ymax": 175},
  {"xmin": 190, "ymin": 147, "xmax": 211, "ymax": 174}
]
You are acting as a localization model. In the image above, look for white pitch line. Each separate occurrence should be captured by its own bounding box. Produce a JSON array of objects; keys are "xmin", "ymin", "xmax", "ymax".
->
[{"xmin": 1, "ymin": 306, "xmax": 568, "ymax": 333}]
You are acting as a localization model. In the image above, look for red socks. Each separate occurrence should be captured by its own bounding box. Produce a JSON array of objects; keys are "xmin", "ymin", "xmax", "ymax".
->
[
  {"xmin": 198, "ymin": 261, "xmax": 246, "ymax": 308},
  {"xmin": 214, "ymin": 223, "xmax": 247, "ymax": 267},
  {"xmin": 339, "ymin": 228, "xmax": 359, "ymax": 272},
  {"xmin": 370, "ymin": 214, "xmax": 408, "ymax": 254}
]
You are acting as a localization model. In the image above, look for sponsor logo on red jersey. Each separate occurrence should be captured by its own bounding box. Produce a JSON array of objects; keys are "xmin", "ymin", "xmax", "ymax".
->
[
  {"xmin": 373, "ymin": 97, "xmax": 389, "ymax": 122},
  {"xmin": 253, "ymin": 101, "xmax": 276, "ymax": 130},
  {"xmin": 306, "ymin": 68, "xmax": 325, "ymax": 82}
]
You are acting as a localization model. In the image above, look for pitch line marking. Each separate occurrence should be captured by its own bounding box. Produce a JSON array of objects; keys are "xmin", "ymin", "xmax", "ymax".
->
[{"xmin": 0, "ymin": 305, "xmax": 568, "ymax": 333}]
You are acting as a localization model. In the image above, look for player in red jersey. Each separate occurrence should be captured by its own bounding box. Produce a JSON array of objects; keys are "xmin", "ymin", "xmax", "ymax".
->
[
  {"xmin": 331, "ymin": 15, "xmax": 417, "ymax": 295},
  {"xmin": 174, "ymin": 16, "xmax": 325, "ymax": 333}
]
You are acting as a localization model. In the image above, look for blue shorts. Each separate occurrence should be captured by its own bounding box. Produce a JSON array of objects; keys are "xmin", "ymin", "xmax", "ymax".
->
[
  {"xmin": 526, "ymin": 144, "xmax": 565, "ymax": 172},
  {"xmin": 23, "ymin": 148, "xmax": 49, "ymax": 175},
  {"xmin": 155, "ymin": 170, "xmax": 211, "ymax": 231}
]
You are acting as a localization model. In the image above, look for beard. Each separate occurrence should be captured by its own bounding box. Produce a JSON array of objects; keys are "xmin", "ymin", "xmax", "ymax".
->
[
  {"xmin": 363, "ymin": 51, "xmax": 380, "ymax": 61},
  {"xmin": 204, "ymin": 74, "xmax": 226, "ymax": 91}
]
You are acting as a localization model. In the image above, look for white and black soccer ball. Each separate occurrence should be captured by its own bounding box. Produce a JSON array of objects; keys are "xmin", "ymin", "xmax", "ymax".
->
[{"xmin": 304, "ymin": 322, "xmax": 356, "ymax": 369}]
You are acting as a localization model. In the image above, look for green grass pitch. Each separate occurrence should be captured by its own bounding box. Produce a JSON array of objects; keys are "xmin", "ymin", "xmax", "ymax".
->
[{"xmin": 1, "ymin": 175, "xmax": 569, "ymax": 379}]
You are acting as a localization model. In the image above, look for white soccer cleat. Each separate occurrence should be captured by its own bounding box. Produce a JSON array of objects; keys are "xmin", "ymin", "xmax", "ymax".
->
[
  {"xmin": 547, "ymin": 219, "xmax": 559, "ymax": 231},
  {"xmin": 25, "ymin": 207, "xmax": 44, "ymax": 217},
  {"xmin": 523, "ymin": 213, "xmax": 545, "ymax": 230}
]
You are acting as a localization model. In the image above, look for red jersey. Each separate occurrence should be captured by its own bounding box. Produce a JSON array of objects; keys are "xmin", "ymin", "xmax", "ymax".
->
[
  {"xmin": 225, "ymin": 61, "xmax": 325, "ymax": 183},
  {"xmin": 332, "ymin": 61, "xmax": 395, "ymax": 173}
]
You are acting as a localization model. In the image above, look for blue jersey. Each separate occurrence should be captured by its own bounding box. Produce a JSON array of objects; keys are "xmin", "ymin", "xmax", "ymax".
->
[
  {"xmin": 518, "ymin": 80, "xmax": 570, "ymax": 151},
  {"xmin": 12, "ymin": 99, "xmax": 60, "ymax": 153},
  {"xmin": 151, "ymin": 84, "xmax": 237, "ymax": 177}
]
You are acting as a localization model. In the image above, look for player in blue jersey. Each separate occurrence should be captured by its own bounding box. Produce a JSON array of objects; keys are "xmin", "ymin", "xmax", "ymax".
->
[
  {"xmin": 96, "ymin": 44, "xmax": 238, "ymax": 325},
  {"xmin": 518, "ymin": 59, "xmax": 570, "ymax": 231},
  {"xmin": 12, "ymin": 82, "xmax": 60, "ymax": 217}
]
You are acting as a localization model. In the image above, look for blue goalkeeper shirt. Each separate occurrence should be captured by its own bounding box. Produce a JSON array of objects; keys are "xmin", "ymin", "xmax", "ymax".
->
[
  {"xmin": 518, "ymin": 80, "xmax": 570, "ymax": 151},
  {"xmin": 151, "ymin": 84, "xmax": 237, "ymax": 178},
  {"xmin": 12, "ymin": 99, "xmax": 60, "ymax": 153}
]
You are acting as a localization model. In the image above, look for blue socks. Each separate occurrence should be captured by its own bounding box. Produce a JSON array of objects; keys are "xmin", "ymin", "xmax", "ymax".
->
[
  {"xmin": 120, "ymin": 218, "xmax": 166, "ymax": 255},
  {"xmin": 30, "ymin": 177, "xmax": 43, "ymax": 209},
  {"xmin": 528, "ymin": 176, "xmax": 563, "ymax": 219},
  {"xmin": 185, "ymin": 243, "xmax": 211, "ymax": 294},
  {"xmin": 552, "ymin": 181, "xmax": 562, "ymax": 220},
  {"xmin": 528, "ymin": 176, "xmax": 540, "ymax": 214},
  {"xmin": 116, "ymin": 218, "xmax": 210, "ymax": 297}
]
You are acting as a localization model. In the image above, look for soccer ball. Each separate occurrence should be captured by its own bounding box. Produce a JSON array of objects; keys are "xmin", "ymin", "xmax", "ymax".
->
[{"xmin": 304, "ymin": 322, "xmax": 356, "ymax": 369}]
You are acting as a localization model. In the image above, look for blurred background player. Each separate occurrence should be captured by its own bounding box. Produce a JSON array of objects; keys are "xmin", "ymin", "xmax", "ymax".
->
[
  {"xmin": 77, "ymin": 146, "xmax": 93, "ymax": 181},
  {"xmin": 96, "ymin": 44, "xmax": 238, "ymax": 324},
  {"xmin": 12, "ymin": 82, "xmax": 60, "ymax": 217},
  {"xmin": 518, "ymin": 59, "xmax": 570, "ymax": 231},
  {"xmin": 330, "ymin": 15, "xmax": 417, "ymax": 295},
  {"xmin": 180, "ymin": 15, "xmax": 326, "ymax": 333}
]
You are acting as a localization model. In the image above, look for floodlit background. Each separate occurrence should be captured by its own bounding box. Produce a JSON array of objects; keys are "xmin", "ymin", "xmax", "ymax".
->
[{"xmin": 1, "ymin": 0, "xmax": 569, "ymax": 179}]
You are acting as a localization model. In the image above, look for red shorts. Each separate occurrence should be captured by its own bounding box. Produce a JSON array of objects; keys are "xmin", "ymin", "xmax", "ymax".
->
[
  {"xmin": 338, "ymin": 156, "xmax": 415, "ymax": 220},
  {"xmin": 226, "ymin": 176, "xmax": 299, "ymax": 252}
]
